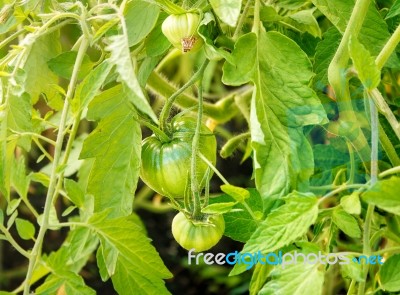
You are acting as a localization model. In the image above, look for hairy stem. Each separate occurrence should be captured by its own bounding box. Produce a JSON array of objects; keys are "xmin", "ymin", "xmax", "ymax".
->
[
  {"xmin": 159, "ymin": 59, "xmax": 209, "ymax": 132},
  {"xmin": 23, "ymin": 37, "xmax": 89, "ymax": 295}
]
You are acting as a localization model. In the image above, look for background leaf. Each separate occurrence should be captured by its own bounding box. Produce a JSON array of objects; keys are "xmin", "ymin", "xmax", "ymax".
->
[
  {"xmin": 209, "ymin": 0, "xmax": 242, "ymax": 27},
  {"xmin": 380, "ymin": 254, "xmax": 400, "ymax": 292}
]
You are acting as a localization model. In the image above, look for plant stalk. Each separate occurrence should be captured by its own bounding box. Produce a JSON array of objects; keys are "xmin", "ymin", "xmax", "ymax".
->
[{"xmin": 22, "ymin": 37, "xmax": 89, "ymax": 295}]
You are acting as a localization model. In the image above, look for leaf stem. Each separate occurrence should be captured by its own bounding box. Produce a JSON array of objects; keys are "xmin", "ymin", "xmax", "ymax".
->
[
  {"xmin": 0, "ymin": 224, "xmax": 30, "ymax": 258},
  {"xmin": 22, "ymin": 37, "xmax": 89, "ymax": 295},
  {"xmin": 233, "ymin": 0, "xmax": 252, "ymax": 40},
  {"xmin": 378, "ymin": 123, "xmax": 400, "ymax": 166},
  {"xmin": 252, "ymin": 0, "xmax": 261, "ymax": 35},
  {"xmin": 376, "ymin": 23, "xmax": 400, "ymax": 69},
  {"xmin": 379, "ymin": 165, "xmax": 400, "ymax": 178}
]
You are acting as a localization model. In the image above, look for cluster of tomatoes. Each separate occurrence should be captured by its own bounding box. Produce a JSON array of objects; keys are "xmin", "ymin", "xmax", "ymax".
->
[{"xmin": 140, "ymin": 116, "xmax": 225, "ymax": 252}]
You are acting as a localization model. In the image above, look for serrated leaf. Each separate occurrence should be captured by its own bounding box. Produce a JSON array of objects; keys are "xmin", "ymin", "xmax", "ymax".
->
[
  {"xmin": 89, "ymin": 213, "xmax": 172, "ymax": 294},
  {"xmin": 22, "ymin": 31, "xmax": 61, "ymax": 106},
  {"xmin": 202, "ymin": 202, "xmax": 237, "ymax": 214},
  {"xmin": 47, "ymin": 51, "xmax": 94, "ymax": 80},
  {"xmin": 286, "ymin": 9, "xmax": 321, "ymax": 38},
  {"xmin": 29, "ymin": 172, "xmax": 50, "ymax": 187},
  {"xmin": 361, "ymin": 177, "xmax": 400, "ymax": 215},
  {"xmin": 64, "ymin": 178, "xmax": 85, "ymax": 208},
  {"xmin": 340, "ymin": 193, "xmax": 361, "ymax": 215},
  {"xmin": 220, "ymin": 184, "xmax": 250, "ymax": 202},
  {"xmin": 209, "ymin": 0, "xmax": 242, "ymax": 27},
  {"xmin": 11, "ymin": 155, "xmax": 30, "ymax": 199},
  {"xmin": 223, "ymin": 31, "xmax": 327, "ymax": 203},
  {"xmin": 125, "ymin": 0, "xmax": 159, "ymax": 47},
  {"xmin": 80, "ymin": 86, "xmax": 141, "ymax": 217},
  {"xmin": 35, "ymin": 271, "xmax": 95, "ymax": 295},
  {"xmin": 235, "ymin": 192, "xmax": 318, "ymax": 276},
  {"xmin": 380, "ymin": 254, "xmax": 400, "ymax": 292},
  {"xmin": 15, "ymin": 218, "xmax": 35, "ymax": 240},
  {"xmin": 72, "ymin": 60, "xmax": 113, "ymax": 114},
  {"xmin": 7, "ymin": 210, "xmax": 18, "ymax": 229},
  {"xmin": 210, "ymin": 188, "xmax": 263, "ymax": 242},
  {"xmin": 349, "ymin": 37, "xmax": 380, "ymax": 90},
  {"xmin": 332, "ymin": 208, "xmax": 361, "ymax": 238},
  {"xmin": 0, "ymin": 139, "xmax": 16, "ymax": 200},
  {"xmin": 258, "ymin": 250, "xmax": 325, "ymax": 295},
  {"xmin": 105, "ymin": 35, "xmax": 158, "ymax": 123},
  {"xmin": 312, "ymin": 0, "xmax": 399, "ymax": 68},
  {"xmin": 8, "ymin": 92, "xmax": 32, "ymax": 150}
]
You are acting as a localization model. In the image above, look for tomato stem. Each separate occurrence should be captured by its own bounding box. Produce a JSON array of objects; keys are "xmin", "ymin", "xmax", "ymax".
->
[
  {"xmin": 159, "ymin": 59, "xmax": 209, "ymax": 132},
  {"xmin": 190, "ymin": 60, "xmax": 208, "ymax": 219}
]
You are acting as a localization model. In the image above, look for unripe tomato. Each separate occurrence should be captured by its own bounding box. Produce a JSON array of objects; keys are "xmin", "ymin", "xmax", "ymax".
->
[
  {"xmin": 172, "ymin": 212, "xmax": 225, "ymax": 252},
  {"xmin": 140, "ymin": 116, "xmax": 216, "ymax": 199},
  {"xmin": 161, "ymin": 12, "xmax": 203, "ymax": 53}
]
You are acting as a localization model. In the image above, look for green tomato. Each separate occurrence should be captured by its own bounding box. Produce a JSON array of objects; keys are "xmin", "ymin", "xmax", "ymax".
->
[
  {"xmin": 140, "ymin": 116, "xmax": 216, "ymax": 199},
  {"xmin": 172, "ymin": 212, "xmax": 225, "ymax": 252},
  {"xmin": 161, "ymin": 12, "xmax": 203, "ymax": 53}
]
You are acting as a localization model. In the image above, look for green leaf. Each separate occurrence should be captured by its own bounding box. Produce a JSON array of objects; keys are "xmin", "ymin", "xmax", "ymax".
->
[
  {"xmin": 361, "ymin": 177, "xmax": 400, "ymax": 215},
  {"xmin": 125, "ymin": 0, "xmax": 159, "ymax": 47},
  {"xmin": 220, "ymin": 184, "xmax": 250, "ymax": 202},
  {"xmin": 232, "ymin": 192, "xmax": 318, "ymax": 277},
  {"xmin": 260, "ymin": 6, "xmax": 283, "ymax": 22},
  {"xmin": 64, "ymin": 178, "xmax": 85, "ymax": 208},
  {"xmin": 332, "ymin": 208, "xmax": 361, "ymax": 238},
  {"xmin": 8, "ymin": 92, "xmax": 32, "ymax": 150},
  {"xmin": 202, "ymin": 202, "xmax": 237, "ymax": 214},
  {"xmin": 38, "ymin": 205, "xmax": 60, "ymax": 230},
  {"xmin": 22, "ymin": 31, "xmax": 62, "ymax": 106},
  {"xmin": 275, "ymin": 0, "xmax": 308, "ymax": 9},
  {"xmin": 7, "ymin": 198, "xmax": 21, "ymax": 215},
  {"xmin": 15, "ymin": 218, "xmax": 35, "ymax": 240},
  {"xmin": 209, "ymin": 0, "xmax": 242, "ymax": 27},
  {"xmin": 47, "ymin": 51, "xmax": 94, "ymax": 80},
  {"xmin": 349, "ymin": 37, "xmax": 380, "ymax": 90},
  {"xmin": 89, "ymin": 213, "xmax": 172, "ymax": 294},
  {"xmin": 386, "ymin": 0, "xmax": 400, "ymax": 19},
  {"xmin": 380, "ymin": 254, "xmax": 400, "ymax": 292},
  {"xmin": 11, "ymin": 155, "xmax": 30, "ymax": 199},
  {"xmin": 0, "ymin": 209, "xmax": 3, "ymax": 225},
  {"xmin": 210, "ymin": 188, "xmax": 263, "ymax": 242},
  {"xmin": 313, "ymin": 27, "xmax": 341, "ymax": 87},
  {"xmin": 72, "ymin": 60, "xmax": 113, "ymax": 114},
  {"xmin": 340, "ymin": 193, "xmax": 361, "ymax": 215},
  {"xmin": 286, "ymin": 9, "xmax": 321, "ymax": 38},
  {"xmin": 36, "ymin": 271, "xmax": 96, "ymax": 295},
  {"xmin": 223, "ymin": 31, "xmax": 327, "ymax": 202},
  {"xmin": 249, "ymin": 263, "xmax": 273, "ymax": 295},
  {"xmin": 105, "ymin": 35, "xmax": 158, "ymax": 123},
  {"xmin": 258, "ymin": 250, "xmax": 325, "ymax": 295},
  {"xmin": 80, "ymin": 86, "xmax": 141, "ymax": 217},
  {"xmin": 340, "ymin": 255, "xmax": 364, "ymax": 282},
  {"xmin": 144, "ymin": 13, "xmax": 171, "ymax": 57},
  {"xmin": 0, "ymin": 138, "xmax": 16, "ymax": 200},
  {"xmin": 312, "ymin": 0, "xmax": 399, "ymax": 68}
]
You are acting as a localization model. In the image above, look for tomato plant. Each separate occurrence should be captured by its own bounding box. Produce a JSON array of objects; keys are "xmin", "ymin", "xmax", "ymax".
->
[{"xmin": 1, "ymin": 0, "xmax": 400, "ymax": 294}]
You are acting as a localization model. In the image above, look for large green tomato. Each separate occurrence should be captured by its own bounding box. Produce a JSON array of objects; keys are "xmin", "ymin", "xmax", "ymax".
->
[
  {"xmin": 140, "ymin": 116, "xmax": 216, "ymax": 199},
  {"xmin": 172, "ymin": 212, "xmax": 225, "ymax": 252},
  {"xmin": 161, "ymin": 12, "xmax": 203, "ymax": 53}
]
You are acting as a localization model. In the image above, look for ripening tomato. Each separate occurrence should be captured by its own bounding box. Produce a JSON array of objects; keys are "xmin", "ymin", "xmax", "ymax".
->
[
  {"xmin": 140, "ymin": 116, "xmax": 216, "ymax": 199},
  {"xmin": 161, "ymin": 12, "xmax": 203, "ymax": 53},
  {"xmin": 172, "ymin": 212, "xmax": 225, "ymax": 252}
]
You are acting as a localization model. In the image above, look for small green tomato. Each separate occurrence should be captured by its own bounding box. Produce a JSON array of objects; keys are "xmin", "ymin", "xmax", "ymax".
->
[
  {"xmin": 161, "ymin": 12, "xmax": 203, "ymax": 53},
  {"xmin": 172, "ymin": 212, "xmax": 225, "ymax": 252}
]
